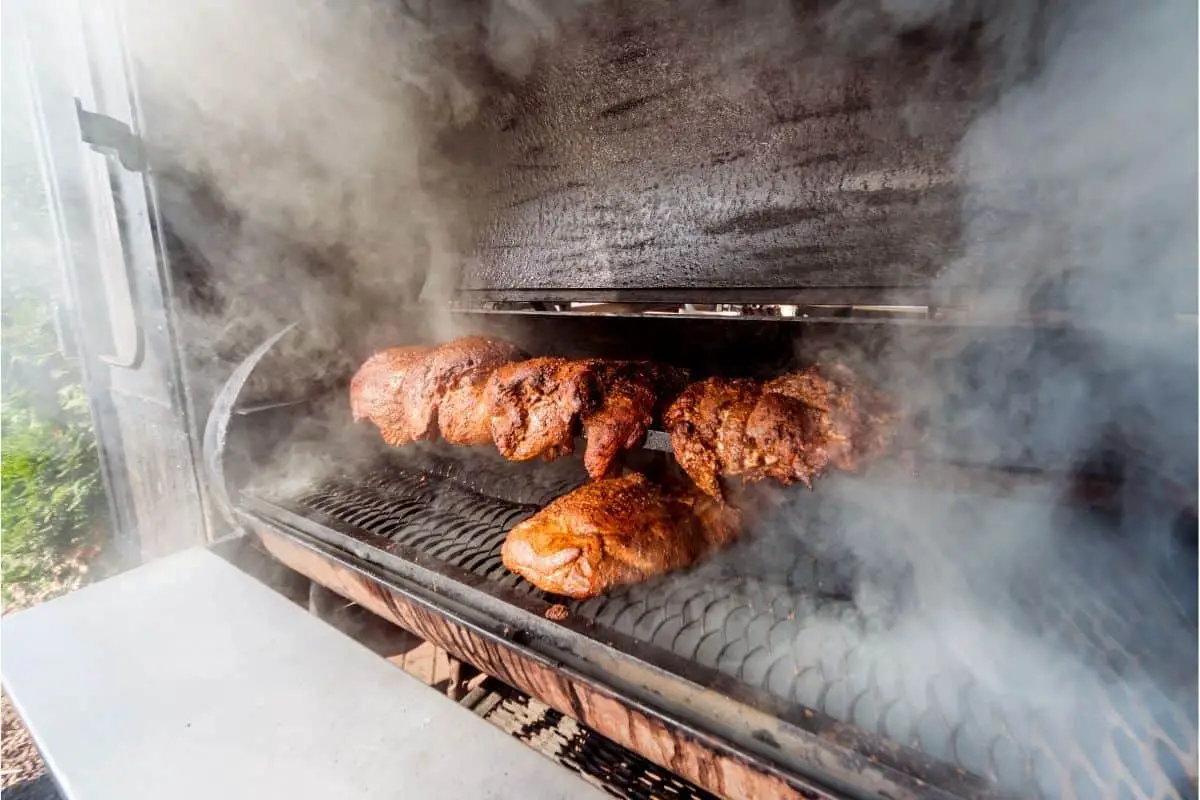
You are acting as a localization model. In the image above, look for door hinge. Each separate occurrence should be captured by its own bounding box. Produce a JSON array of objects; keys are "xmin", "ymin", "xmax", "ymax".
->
[{"xmin": 76, "ymin": 98, "xmax": 146, "ymax": 172}]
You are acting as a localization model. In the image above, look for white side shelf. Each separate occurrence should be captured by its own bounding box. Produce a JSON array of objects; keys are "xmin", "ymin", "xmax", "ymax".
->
[{"xmin": 1, "ymin": 548, "xmax": 603, "ymax": 800}]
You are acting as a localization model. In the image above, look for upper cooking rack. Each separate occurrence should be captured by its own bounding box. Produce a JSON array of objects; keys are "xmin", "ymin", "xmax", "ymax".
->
[{"xmin": 448, "ymin": 291, "xmax": 1200, "ymax": 330}]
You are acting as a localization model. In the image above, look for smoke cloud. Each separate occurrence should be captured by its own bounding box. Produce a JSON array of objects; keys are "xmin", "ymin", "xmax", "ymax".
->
[
  {"xmin": 124, "ymin": 0, "xmax": 473, "ymax": 380},
  {"xmin": 758, "ymin": 0, "xmax": 1197, "ymax": 792}
]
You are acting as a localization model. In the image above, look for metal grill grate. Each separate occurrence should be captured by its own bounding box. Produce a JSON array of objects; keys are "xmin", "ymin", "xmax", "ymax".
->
[
  {"xmin": 271, "ymin": 451, "xmax": 1197, "ymax": 800},
  {"xmin": 467, "ymin": 681, "xmax": 718, "ymax": 800}
]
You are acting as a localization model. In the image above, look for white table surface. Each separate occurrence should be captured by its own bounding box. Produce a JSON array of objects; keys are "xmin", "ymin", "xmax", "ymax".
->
[{"xmin": 1, "ymin": 547, "xmax": 605, "ymax": 799}]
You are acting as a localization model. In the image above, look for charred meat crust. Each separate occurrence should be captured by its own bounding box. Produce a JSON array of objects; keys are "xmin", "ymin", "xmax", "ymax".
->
[
  {"xmin": 664, "ymin": 365, "xmax": 896, "ymax": 502},
  {"xmin": 501, "ymin": 472, "xmax": 741, "ymax": 599},
  {"xmin": 351, "ymin": 341, "xmax": 893, "ymax": 503},
  {"xmin": 350, "ymin": 336, "xmax": 525, "ymax": 447}
]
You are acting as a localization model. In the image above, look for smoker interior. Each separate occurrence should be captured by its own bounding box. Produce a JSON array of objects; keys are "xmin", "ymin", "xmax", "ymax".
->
[{"xmin": 232, "ymin": 317, "xmax": 1197, "ymax": 800}]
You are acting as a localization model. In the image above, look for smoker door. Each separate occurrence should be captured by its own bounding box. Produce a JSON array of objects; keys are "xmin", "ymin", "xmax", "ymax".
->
[{"xmin": 9, "ymin": 0, "xmax": 211, "ymax": 559}]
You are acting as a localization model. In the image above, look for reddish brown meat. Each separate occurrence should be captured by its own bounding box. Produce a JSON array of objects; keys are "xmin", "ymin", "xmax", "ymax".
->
[
  {"xmin": 664, "ymin": 365, "xmax": 896, "ymax": 501},
  {"xmin": 353, "ymin": 343, "xmax": 685, "ymax": 473},
  {"xmin": 350, "ymin": 336, "xmax": 522, "ymax": 447},
  {"xmin": 423, "ymin": 336, "xmax": 525, "ymax": 391},
  {"xmin": 741, "ymin": 391, "xmax": 826, "ymax": 486},
  {"xmin": 436, "ymin": 366, "xmax": 496, "ymax": 446},
  {"xmin": 662, "ymin": 377, "xmax": 762, "ymax": 501},
  {"xmin": 424, "ymin": 336, "xmax": 525, "ymax": 446},
  {"xmin": 349, "ymin": 345, "xmax": 434, "ymax": 446},
  {"xmin": 486, "ymin": 358, "xmax": 597, "ymax": 462},
  {"xmin": 501, "ymin": 472, "xmax": 740, "ymax": 599},
  {"xmin": 485, "ymin": 358, "xmax": 687, "ymax": 478},
  {"xmin": 762, "ymin": 363, "xmax": 897, "ymax": 475},
  {"xmin": 580, "ymin": 362, "xmax": 690, "ymax": 479}
]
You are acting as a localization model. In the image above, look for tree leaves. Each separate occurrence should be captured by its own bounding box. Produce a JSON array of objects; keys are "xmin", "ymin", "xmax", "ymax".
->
[{"xmin": 1, "ymin": 295, "xmax": 105, "ymax": 607}]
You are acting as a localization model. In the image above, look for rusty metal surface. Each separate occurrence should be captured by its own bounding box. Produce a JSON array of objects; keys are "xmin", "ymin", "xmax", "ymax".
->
[
  {"xmin": 249, "ymin": 448, "xmax": 1197, "ymax": 800},
  {"xmin": 466, "ymin": 681, "xmax": 719, "ymax": 800}
]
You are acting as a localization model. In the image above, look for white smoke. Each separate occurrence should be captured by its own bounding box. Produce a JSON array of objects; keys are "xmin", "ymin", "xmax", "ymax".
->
[{"xmin": 765, "ymin": 0, "xmax": 1197, "ymax": 792}]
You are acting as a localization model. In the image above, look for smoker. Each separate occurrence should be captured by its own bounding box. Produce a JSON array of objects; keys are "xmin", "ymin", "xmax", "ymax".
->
[{"xmin": 9, "ymin": 0, "xmax": 1198, "ymax": 798}]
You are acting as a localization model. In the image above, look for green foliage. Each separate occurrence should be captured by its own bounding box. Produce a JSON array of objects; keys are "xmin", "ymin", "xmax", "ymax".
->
[{"xmin": 1, "ymin": 293, "xmax": 106, "ymax": 607}]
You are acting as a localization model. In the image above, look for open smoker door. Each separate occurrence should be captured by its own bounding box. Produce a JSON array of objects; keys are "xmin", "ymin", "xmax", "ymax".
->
[{"xmin": 7, "ymin": 0, "xmax": 211, "ymax": 558}]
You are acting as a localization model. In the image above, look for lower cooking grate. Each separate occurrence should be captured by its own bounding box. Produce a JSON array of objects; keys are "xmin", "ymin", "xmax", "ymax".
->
[
  {"xmin": 466, "ymin": 680, "xmax": 718, "ymax": 800},
  {"xmin": 260, "ymin": 449, "xmax": 1198, "ymax": 800}
]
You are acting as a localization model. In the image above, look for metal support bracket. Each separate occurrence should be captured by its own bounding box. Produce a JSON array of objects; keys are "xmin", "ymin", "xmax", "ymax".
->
[
  {"xmin": 202, "ymin": 324, "xmax": 298, "ymax": 532},
  {"xmin": 75, "ymin": 98, "xmax": 146, "ymax": 172}
]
